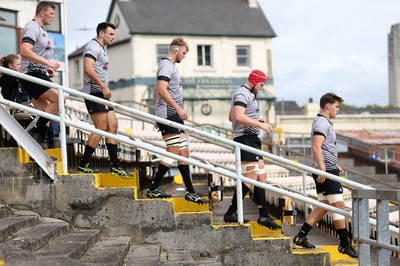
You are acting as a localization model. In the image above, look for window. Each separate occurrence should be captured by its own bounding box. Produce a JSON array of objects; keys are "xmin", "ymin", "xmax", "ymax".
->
[
  {"xmin": 156, "ymin": 44, "xmax": 169, "ymax": 63},
  {"xmin": 197, "ymin": 45, "xmax": 211, "ymax": 66},
  {"xmin": 236, "ymin": 45, "xmax": 250, "ymax": 66},
  {"xmin": 0, "ymin": 8, "xmax": 18, "ymax": 56}
]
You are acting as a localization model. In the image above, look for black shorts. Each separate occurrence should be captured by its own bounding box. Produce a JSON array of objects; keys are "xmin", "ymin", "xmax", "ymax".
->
[
  {"xmin": 156, "ymin": 113, "xmax": 185, "ymax": 136},
  {"xmin": 312, "ymin": 168, "xmax": 343, "ymax": 195},
  {"xmin": 84, "ymin": 91, "xmax": 114, "ymax": 114},
  {"xmin": 233, "ymin": 134, "xmax": 262, "ymax": 162},
  {"xmin": 19, "ymin": 71, "xmax": 52, "ymax": 100}
]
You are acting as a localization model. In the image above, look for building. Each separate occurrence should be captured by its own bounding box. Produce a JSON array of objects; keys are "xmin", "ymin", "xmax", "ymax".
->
[
  {"xmin": 0, "ymin": 0, "xmax": 67, "ymax": 86},
  {"xmin": 275, "ymin": 99, "xmax": 400, "ymax": 161},
  {"xmin": 276, "ymin": 100, "xmax": 400, "ymax": 134},
  {"xmin": 388, "ymin": 23, "xmax": 400, "ymax": 107},
  {"xmin": 68, "ymin": 0, "xmax": 277, "ymax": 128}
]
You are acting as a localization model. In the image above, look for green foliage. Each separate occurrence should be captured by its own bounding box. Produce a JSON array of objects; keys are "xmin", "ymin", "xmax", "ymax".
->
[
  {"xmin": 339, "ymin": 103, "xmax": 357, "ymax": 110},
  {"xmin": 340, "ymin": 103, "xmax": 400, "ymax": 110}
]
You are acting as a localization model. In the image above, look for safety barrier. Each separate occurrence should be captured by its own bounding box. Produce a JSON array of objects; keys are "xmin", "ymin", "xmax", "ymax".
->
[
  {"xmin": 0, "ymin": 67, "xmax": 399, "ymax": 264},
  {"xmin": 353, "ymin": 189, "xmax": 400, "ymax": 263}
]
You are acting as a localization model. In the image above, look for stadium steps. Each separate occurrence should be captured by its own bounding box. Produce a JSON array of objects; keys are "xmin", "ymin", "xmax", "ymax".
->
[{"xmin": 0, "ymin": 147, "xmax": 360, "ymax": 265}]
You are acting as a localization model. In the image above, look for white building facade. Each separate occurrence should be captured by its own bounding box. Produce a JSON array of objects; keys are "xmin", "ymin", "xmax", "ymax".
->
[
  {"xmin": 68, "ymin": 0, "xmax": 277, "ymax": 128},
  {"xmin": 0, "ymin": 0, "xmax": 67, "ymax": 86}
]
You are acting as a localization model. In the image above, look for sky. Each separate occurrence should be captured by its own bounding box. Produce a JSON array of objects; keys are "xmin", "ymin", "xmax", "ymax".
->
[{"xmin": 66, "ymin": 0, "xmax": 400, "ymax": 107}]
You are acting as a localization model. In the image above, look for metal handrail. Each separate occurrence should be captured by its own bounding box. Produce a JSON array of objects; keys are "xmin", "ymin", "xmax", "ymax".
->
[
  {"xmin": 0, "ymin": 67, "xmax": 398, "ymax": 236},
  {"xmin": 275, "ymin": 143, "xmax": 400, "ymax": 191}
]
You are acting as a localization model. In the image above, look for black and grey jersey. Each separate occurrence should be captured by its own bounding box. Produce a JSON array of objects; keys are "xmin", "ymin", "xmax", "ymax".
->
[
  {"xmin": 82, "ymin": 39, "xmax": 108, "ymax": 94},
  {"xmin": 311, "ymin": 114, "xmax": 338, "ymax": 170},
  {"xmin": 21, "ymin": 20, "xmax": 51, "ymax": 75},
  {"xmin": 154, "ymin": 58, "xmax": 183, "ymax": 118},
  {"xmin": 231, "ymin": 85, "xmax": 260, "ymax": 138}
]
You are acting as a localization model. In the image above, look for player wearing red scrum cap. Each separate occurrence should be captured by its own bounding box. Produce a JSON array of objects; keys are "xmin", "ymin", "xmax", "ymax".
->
[{"xmin": 223, "ymin": 70, "xmax": 281, "ymax": 230}]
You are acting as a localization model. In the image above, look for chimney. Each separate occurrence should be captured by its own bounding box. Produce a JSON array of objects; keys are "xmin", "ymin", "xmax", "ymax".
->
[{"xmin": 248, "ymin": 0, "xmax": 258, "ymax": 8}]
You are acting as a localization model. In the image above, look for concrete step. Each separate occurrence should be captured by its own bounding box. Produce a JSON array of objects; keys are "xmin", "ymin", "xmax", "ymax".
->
[
  {"xmin": 0, "ymin": 215, "xmax": 40, "ymax": 241},
  {"xmin": 338, "ymin": 158, "xmax": 356, "ymax": 168},
  {"xmin": 79, "ymin": 236, "xmax": 131, "ymax": 266},
  {"xmin": 160, "ymin": 249, "xmax": 194, "ymax": 265},
  {"xmin": 347, "ymin": 165, "xmax": 376, "ymax": 175},
  {"xmin": 125, "ymin": 244, "xmax": 162, "ymax": 265},
  {"xmin": 33, "ymin": 229, "xmax": 100, "ymax": 259},
  {"xmin": 374, "ymin": 174, "xmax": 399, "ymax": 183},
  {"xmin": 373, "ymin": 182, "xmax": 400, "ymax": 190},
  {"xmin": 193, "ymin": 256, "xmax": 223, "ymax": 266},
  {"xmin": 6, "ymin": 217, "xmax": 69, "ymax": 251}
]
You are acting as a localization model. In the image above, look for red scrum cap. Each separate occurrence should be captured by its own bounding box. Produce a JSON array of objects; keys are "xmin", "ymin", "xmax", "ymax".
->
[{"xmin": 248, "ymin": 70, "xmax": 267, "ymax": 87}]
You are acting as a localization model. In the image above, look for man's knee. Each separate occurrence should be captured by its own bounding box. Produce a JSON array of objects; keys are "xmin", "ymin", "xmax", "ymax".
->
[{"xmin": 331, "ymin": 200, "xmax": 345, "ymax": 210}]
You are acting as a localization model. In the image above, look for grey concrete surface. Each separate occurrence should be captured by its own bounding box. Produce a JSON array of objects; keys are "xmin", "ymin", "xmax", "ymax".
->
[{"xmin": 0, "ymin": 148, "xmax": 331, "ymax": 265}]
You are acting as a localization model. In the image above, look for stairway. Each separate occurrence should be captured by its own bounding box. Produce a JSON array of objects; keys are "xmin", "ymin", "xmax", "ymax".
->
[
  {"xmin": 0, "ymin": 147, "xmax": 361, "ymax": 265},
  {"xmin": 0, "ymin": 200, "xmax": 332, "ymax": 266},
  {"xmin": 338, "ymin": 156, "xmax": 400, "ymax": 189}
]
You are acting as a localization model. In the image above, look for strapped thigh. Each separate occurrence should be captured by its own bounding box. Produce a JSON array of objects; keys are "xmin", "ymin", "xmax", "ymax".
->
[
  {"xmin": 241, "ymin": 163, "xmax": 265, "ymax": 175},
  {"xmin": 164, "ymin": 135, "xmax": 180, "ymax": 147},
  {"xmin": 161, "ymin": 135, "xmax": 180, "ymax": 165},
  {"xmin": 179, "ymin": 138, "xmax": 187, "ymax": 150}
]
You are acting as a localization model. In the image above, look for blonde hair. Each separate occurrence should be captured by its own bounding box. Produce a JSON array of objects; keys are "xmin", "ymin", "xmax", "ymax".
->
[
  {"xmin": 170, "ymin": 38, "xmax": 189, "ymax": 52},
  {"xmin": 1, "ymin": 54, "xmax": 19, "ymax": 68}
]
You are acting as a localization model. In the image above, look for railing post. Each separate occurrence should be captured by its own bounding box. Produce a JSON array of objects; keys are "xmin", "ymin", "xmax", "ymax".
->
[
  {"xmin": 384, "ymin": 149, "xmax": 388, "ymax": 174},
  {"xmin": 352, "ymin": 190, "xmax": 371, "ymax": 266},
  {"xmin": 234, "ymin": 145, "xmax": 244, "ymax": 224},
  {"xmin": 376, "ymin": 192, "xmax": 390, "ymax": 265},
  {"xmin": 302, "ymin": 171, "xmax": 308, "ymax": 217},
  {"xmin": 58, "ymin": 89, "xmax": 68, "ymax": 175}
]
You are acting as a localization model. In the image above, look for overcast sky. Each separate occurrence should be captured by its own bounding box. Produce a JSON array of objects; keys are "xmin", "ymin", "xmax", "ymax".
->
[{"xmin": 66, "ymin": 0, "xmax": 400, "ymax": 107}]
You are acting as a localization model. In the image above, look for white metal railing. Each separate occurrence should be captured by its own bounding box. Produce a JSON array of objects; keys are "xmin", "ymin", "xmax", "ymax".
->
[
  {"xmin": 352, "ymin": 189, "xmax": 400, "ymax": 264},
  {"xmin": 0, "ymin": 67, "xmax": 398, "ymax": 238}
]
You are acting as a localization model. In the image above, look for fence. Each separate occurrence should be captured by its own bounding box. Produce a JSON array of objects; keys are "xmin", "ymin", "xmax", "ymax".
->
[
  {"xmin": 0, "ymin": 67, "xmax": 399, "ymax": 264},
  {"xmin": 353, "ymin": 189, "xmax": 400, "ymax": 264}
]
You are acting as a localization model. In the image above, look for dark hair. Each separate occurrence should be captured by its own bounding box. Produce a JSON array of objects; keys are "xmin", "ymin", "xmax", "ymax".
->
[
  {"xmin": 35, "ymin": 1, "xmax": 56, "ymax": 15},
  {"xmin": 96, "ymin": 22, "xmax": 116, "ymax": 35},
  {"xmin": 320, "ymin": 92, "xmax": 344, "ymax": 108},
  {"xmin": 0, "ymin": 54, "xmax": 19, "ymax": 68}
]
